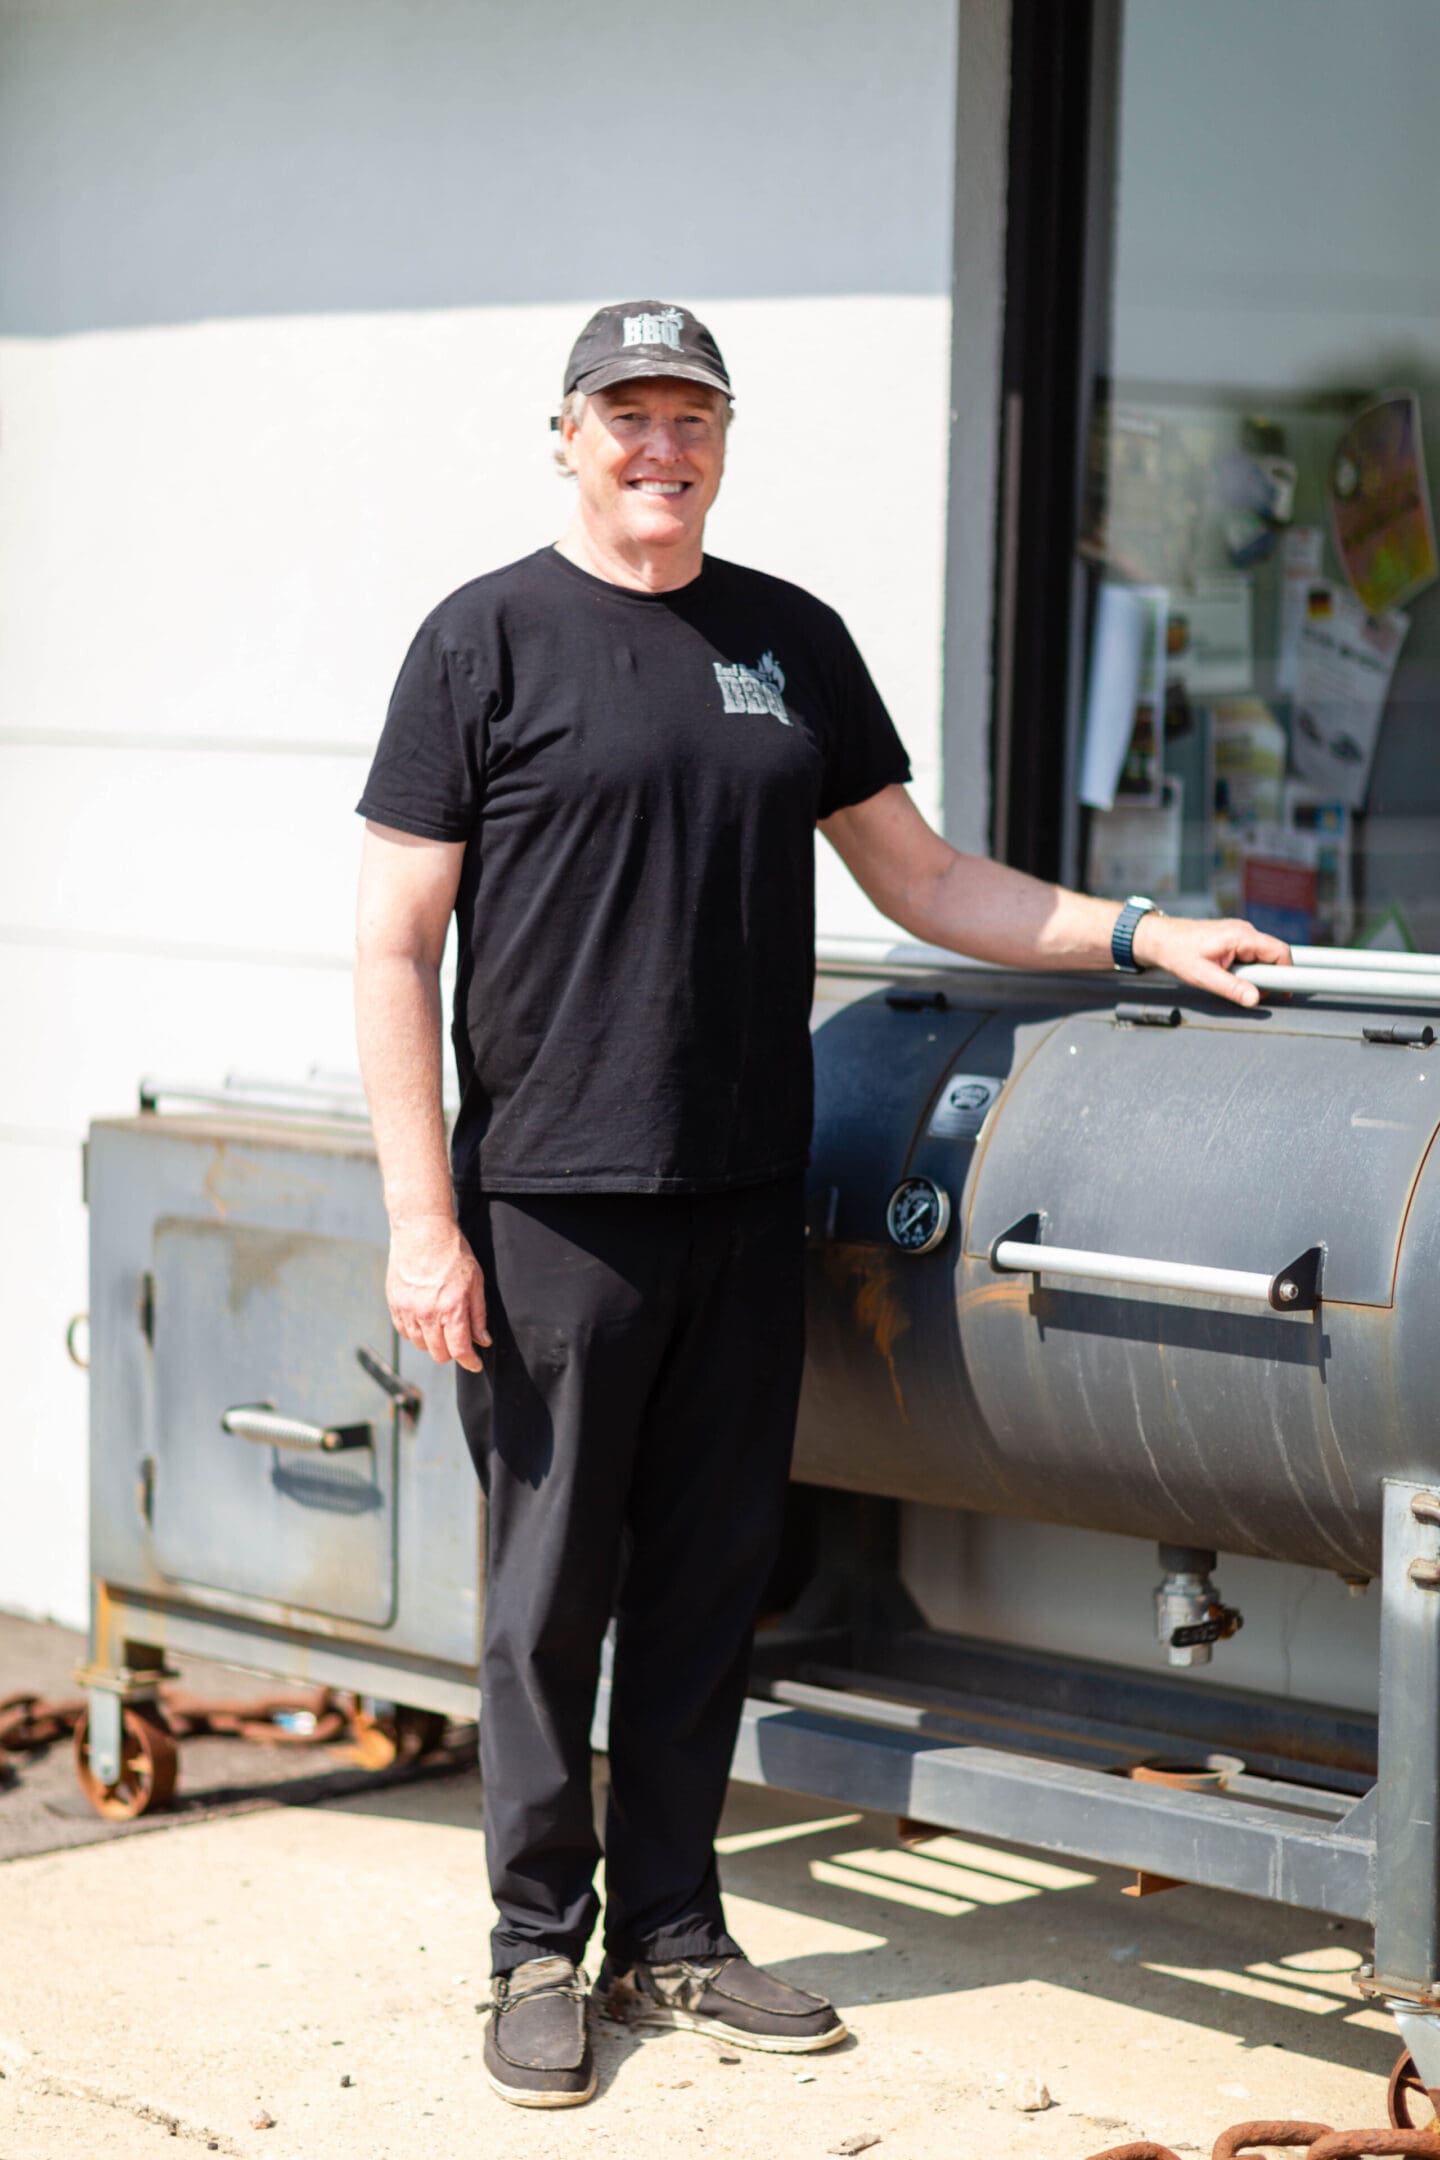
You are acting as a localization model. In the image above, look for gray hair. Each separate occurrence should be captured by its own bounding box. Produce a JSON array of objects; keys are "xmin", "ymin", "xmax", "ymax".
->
[{"xmin": 551, "ymin": 385, "xmax": 733, "ymax": 478}]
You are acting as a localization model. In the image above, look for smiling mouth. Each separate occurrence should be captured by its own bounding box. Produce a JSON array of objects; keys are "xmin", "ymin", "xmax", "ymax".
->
[{"xmin": 628, "ymin": 480, "xmax": 691, "ymax": 495}]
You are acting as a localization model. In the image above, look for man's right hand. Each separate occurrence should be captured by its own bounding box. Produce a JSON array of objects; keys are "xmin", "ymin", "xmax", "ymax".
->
[{"xmin": 386, "ymin": 1213, "xmax": 491, "ymax": 1371}]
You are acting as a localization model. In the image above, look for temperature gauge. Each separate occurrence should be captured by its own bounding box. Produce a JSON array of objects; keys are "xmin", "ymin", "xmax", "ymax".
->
[{"xmin": 885, "ymin": 1177, "xmax": 952, "ymax": 1255}]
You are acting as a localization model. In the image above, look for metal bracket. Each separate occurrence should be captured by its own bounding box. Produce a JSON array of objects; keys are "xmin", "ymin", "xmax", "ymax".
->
[
  {"xmin": 1393, "ymin": 2007, "xmax": 1440, "ymax": 2093},
  {"xmin": 989, "ymin": 1212, "xmax": 1043, "ymax": 1268},
  {"xmin": 72, "ymin": 1661, "xmax": 178, "ymax": 1700},
  {"xmin": 1268, "ymin": 1245, "xmax": 1323, "ymax": 1314}
]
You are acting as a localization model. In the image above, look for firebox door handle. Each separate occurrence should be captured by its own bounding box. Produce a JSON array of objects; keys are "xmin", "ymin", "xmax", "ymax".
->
[
  {"xmin": 220, "ymin": 1403, "xmax": 374, "ymax": 1453},
  {"xmin": 988, "ymin": 1215, "xmax": 1323, "ymax": 1313}
]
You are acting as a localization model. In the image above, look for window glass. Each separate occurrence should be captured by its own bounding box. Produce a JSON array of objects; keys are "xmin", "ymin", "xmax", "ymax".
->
[{"xmin": 1078, "ymin": 0, "xmax": 1440, "ymax": 952}]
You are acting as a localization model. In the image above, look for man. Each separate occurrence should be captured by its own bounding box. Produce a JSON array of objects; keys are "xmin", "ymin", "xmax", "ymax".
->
[{"xmin": 354, "ymin": 300, "xmax": 1287, "ymax": 2109}]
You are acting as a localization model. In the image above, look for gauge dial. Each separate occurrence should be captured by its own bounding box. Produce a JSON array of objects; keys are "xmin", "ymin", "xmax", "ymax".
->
[{"xmin": 885, "ymin": 1177, "xmax": 952, "ymax": 1255}]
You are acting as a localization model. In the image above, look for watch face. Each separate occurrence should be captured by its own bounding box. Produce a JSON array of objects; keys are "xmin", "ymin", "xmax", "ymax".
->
[{"xmin": 885, "ymin": 1177, "xmax": 952, "ymax": 1255}]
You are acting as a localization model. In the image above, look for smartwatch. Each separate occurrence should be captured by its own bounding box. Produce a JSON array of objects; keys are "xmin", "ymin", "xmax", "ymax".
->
[{"xmin": 1112, "ymin": 894, "xmax": 1162, "ymax": 974}]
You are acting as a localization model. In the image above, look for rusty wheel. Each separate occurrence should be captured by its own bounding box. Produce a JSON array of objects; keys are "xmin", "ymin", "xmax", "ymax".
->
[
  {"xmin": 1387, "ymin": 2049, "xmax": 1440, "ymax": 2132},
  {"xmin": 72, "ymin": 1706, "xmax": 179, "ymax": 1820}
]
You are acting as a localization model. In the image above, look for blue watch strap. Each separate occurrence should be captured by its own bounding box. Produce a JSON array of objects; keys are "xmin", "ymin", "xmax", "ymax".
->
[{"xmin": 1112, "ymin": 895, "xmax": 1159, "ymax": 973}]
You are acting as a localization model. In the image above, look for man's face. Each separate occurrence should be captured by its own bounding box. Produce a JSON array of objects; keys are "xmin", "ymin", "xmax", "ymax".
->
[{"xmin": 562, "ymin": 379, "xmax": 727, "ymax": 554}]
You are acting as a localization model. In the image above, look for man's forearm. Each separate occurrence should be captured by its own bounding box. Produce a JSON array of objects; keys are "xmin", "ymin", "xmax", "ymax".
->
[
  {"xmin": 899, "ymin": 850, "xmax": 1125, "ymax": 970},
  {"xmin": 354, "ymin": 951, "xmax": 455, "ymax": 1223}
]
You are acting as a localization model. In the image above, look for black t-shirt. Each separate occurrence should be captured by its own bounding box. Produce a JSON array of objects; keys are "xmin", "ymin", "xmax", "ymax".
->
[{"xmin": 357, "ymin": 546, "xmax": 911, "ymax": 1194}]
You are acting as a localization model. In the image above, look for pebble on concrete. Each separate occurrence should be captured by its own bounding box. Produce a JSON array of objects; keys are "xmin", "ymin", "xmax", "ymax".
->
[
  {"xmin": 1012, "ymin": 2077, "xmax": 1052, "ymax": 2112},
  {"xmin": 831, "ymin": 2137, "xmax": 882, "ymax": 2156},
  {"xmin": 251, "ymin": 2110, "xmax": 276, "ymax": 2130}
]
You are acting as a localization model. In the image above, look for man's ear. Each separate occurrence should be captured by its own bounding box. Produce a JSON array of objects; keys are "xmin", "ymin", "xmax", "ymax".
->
[{"xmin": 558, "ymin": 413, "xmax": 583, "ymax": 475}]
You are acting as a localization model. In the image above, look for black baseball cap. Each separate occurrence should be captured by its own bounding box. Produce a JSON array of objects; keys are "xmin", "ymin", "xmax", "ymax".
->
[{"xmin": 563, "ymin": 301, "xmax": 732, "ymax": 400}]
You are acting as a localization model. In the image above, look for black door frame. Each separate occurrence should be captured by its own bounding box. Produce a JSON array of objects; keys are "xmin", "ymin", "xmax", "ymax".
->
[{"xmin": 991, "ymin": 0, "xmax": 1122, "ymax": 886}]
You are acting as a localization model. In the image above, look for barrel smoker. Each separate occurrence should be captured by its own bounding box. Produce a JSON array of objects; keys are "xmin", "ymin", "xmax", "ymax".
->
[
  {"xmin": 781, "ymin": 943, "xmax": 1440, "ymax": 2094},
  {"xmin": 74, "ymin": 946, "xmax": 1440, "ymax": 2094}
]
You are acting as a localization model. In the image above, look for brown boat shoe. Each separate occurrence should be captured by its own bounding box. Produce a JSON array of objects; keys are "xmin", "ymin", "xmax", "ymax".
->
[
  {"xmin": 595, "ymin": 1953, "xmax": 846, "ymax": 2053},
  {"xmin": 484, "ymin": 1956, "xmax": 596, "ymax": 2107}
]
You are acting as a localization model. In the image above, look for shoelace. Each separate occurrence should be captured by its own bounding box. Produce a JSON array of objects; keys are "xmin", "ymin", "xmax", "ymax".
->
[{"xmin": 495, "ymin": 1968, "xmax": 590, "ymax": 2013}]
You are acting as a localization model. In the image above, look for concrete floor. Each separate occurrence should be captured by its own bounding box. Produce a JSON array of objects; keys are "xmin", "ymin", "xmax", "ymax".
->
[{"xmin": 0, "ymin": 1614, "xmax": 1405, "ymax": 2160}]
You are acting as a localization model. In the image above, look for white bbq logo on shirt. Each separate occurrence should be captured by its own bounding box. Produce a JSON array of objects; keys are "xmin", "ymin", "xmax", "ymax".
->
[
  {"xmin": 713, "ymin": 650, "xmax": 791, "ymax": 726},
  {"xmin": 622, "ymin": 308, "xmax": 684, "ymax": 351}
]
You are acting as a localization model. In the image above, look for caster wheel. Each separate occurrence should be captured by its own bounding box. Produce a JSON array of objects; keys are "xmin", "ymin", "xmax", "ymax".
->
[
  {"xmin": 1388, "ymin": 2048, "xmax": 1440, "ymax": 2131},
  {"xmin": 72, "ymin": 1706, "xmax": 179, "ymax": 1820}
]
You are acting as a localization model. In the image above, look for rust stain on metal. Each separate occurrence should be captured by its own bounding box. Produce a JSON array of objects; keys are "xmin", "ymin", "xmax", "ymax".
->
[
  {"xmin": 223, "ymin": 1226, "xmax": 311, "ymax": 1312},
  {"xmin": 955, "ymin": 1276, "xmax": 1032, "ymax": 1316},
  {"xmin": 200, "ymin": 1141, "xmax": 326, "ymax": 1222},
  {"xmin": 202, "ymin": 1142, "xmax": 231, "ymax": 1221},
  {"xmin": 825, "ymin": 1244, "xmax": 911, "ymax": 1421}
]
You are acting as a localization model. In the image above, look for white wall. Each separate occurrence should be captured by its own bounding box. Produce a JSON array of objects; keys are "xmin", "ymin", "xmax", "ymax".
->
[{"xmin": 0, "ymin": 0, "xmax": 963, "ymax": 1624}]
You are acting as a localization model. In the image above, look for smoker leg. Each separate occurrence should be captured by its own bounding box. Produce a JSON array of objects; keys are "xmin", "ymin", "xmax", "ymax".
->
[
  {"xmin": 75, "ymin": 1583, "xmax": 175, "ymax": 1789},
  {"xmin": 1373, "ymin": 1479, "xmax": 1440, "ymax": 2085}
]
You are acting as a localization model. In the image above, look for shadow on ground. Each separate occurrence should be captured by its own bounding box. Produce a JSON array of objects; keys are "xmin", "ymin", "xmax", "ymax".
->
[{"xmin": 339, "ymin": 1768, "xmax": 1396, "ymax": 2087}]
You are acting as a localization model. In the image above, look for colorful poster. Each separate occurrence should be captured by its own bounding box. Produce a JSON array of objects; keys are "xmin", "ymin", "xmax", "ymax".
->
[
  {"xmin": 1330, "ymin": 393, "xmax": 1438, "ymax": 617},
  {"xmin": 1241, "ymin": 827, "xmax": 1318, "ymax": 946},
  {"xmin": 1290, "ymin": 582, "xmax": 1409, "ymax": 810}
]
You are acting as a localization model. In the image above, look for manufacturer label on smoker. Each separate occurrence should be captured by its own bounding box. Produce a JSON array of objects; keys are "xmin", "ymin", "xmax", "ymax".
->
[{"xmin": 927, "ymin": 1072, "xmax": 1001, "ymax": 1140}]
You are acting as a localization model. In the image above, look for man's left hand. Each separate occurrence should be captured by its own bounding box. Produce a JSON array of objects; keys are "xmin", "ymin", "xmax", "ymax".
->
[{"xmin": 1131, "ymin": 913, "xmax": 1292, "ymax": 1008}]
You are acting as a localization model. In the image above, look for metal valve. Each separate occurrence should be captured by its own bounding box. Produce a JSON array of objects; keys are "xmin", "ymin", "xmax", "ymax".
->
[{"xmin": 1155, "ymin": 1545, "xmax": 1244, "ymax": 1668}]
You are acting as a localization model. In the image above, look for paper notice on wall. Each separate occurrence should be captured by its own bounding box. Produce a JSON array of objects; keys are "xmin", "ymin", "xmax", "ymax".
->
[
  {"xmin": 1330, "ymin": 391, "xmax": 1438, "ymax": 617},
  {"xmin": 1168, "ymin": 577, "xmax": 1253, "ymax": 696},
  {"xmin": 1086, "ymin": 775, "xmax": 1183, "ymax": 900},
  {"xmin": 1240, "ymin": 824, "xmax": 1318, "ymax": 946},
  {"xmin": 1079, "ymin": 582, "xmax": 1168, "ymax": 809},
  {"xmin": 1277, "ymin": 525, "xmax": 1325, "ymax": 692},
  {"xmin": 1291, "ymin": 582, "xmax": 1409, "ymax": 810},
  {"xmin": 1212, "ymin": 696, "xmax": 1287, "ymax": 825}
]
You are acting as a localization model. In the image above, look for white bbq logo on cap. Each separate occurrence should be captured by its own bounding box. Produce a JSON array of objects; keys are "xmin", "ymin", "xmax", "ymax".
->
[{"xmin": 622, "ymin": 308, "xmax": 684, "ymax": 351}]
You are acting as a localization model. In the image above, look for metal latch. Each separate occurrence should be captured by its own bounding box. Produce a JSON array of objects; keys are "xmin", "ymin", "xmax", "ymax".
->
[{"xmin": 356, "ymin": 1345, "xmax": 423, "ymax": 1421}]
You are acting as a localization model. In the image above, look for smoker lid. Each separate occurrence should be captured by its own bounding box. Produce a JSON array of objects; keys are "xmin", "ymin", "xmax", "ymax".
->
[{"xmin": 965, "ymin": 1009, "xmax": 1440, "ymax": 1309}]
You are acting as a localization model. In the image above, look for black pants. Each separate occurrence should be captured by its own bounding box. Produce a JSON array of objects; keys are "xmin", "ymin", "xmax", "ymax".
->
[{"xmin": 455, "ymin": 1178, "xmax": 805, "ymax": 1978}]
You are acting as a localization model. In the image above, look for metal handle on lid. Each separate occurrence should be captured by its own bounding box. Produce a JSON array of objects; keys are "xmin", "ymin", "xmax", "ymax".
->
[
  {"xmin": 1289, "ymin": 946, "xmax": 1440, "ymax": 976},
  {"xmin": 988, "ymin": 1214, "xmax": 1323, "ymax": 1313},
  {"xmin": 221, "ymin": 1403, "xmax": 373, "ymax": 1453},
  {"xmin": 1237, "ymin": 963, "xmax": 1440, "ymax": 1003}
]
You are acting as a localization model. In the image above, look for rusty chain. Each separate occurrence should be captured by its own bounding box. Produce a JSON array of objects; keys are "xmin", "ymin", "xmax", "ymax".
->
[
  {"xmin": 0, "ymin": 1684, "xmax": 443, "ymax": 1783},
  {"xmin": 1086, "ymin": 2104, "xmax": 1440, "ymax": 2160}
]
